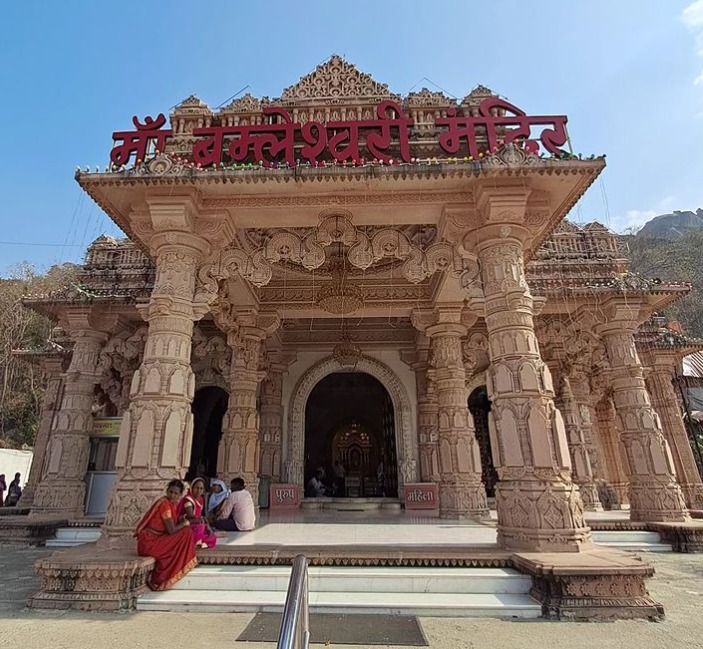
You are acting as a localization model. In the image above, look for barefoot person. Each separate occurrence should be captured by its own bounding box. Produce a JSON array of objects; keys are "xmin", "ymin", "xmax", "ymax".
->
[
  {"xmin": 177, "ymin": 478, "xmax": 217, "ymax": 549},
  {"xmin": 135, "ymin": 479, "xmax": 197, "ymax": 590}
]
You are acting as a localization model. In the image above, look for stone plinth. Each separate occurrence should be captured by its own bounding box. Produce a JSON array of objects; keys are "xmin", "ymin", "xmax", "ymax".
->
[
  {"xmin": 30, "ymin": 545, "xmax": 154, "ymax": 611},
  {"xmin": 648, "ymin": 521, "xmax": 703, "ymax": 553},
  {"xmin": 512, "ymin": 548, "xmax": 663, "ymax": 620},
  {"xmin": 0, "ymin": 516, "xmax": 66, "ymax": 544}
]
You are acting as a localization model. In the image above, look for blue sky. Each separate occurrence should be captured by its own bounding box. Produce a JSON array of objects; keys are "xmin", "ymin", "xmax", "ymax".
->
[{"xmin": 1, "ymin": 0, "xmax": 702, "ymax": 275}]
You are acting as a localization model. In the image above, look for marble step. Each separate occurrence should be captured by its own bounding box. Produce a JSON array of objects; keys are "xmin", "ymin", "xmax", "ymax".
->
[
  {"xmin": 137, "ymin": 588, "xmax": 540, "ymax": 618},
  {"xmin": 592, "ymin": 530, "xmax": 671, "ymax": 552},
  {"xmin": 138, "ymin": 565, "xmax": 539, "ymax": 617},
  {"xmin": 45, "ymin": 527, "xmax": 102, "ymax": 547},
  {"xmin": 173, "ymin": 565, "xmax": 532, "ymax": 594}
]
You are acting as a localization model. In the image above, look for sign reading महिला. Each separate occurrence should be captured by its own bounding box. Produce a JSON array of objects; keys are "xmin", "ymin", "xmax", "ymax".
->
[{"xmin": 110, "ymin": 98, "xmax": 569, "ymax": 169}]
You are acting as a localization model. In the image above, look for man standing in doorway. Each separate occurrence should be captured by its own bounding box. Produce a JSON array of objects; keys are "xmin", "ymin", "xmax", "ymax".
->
[
  {"xmin": 213, "ymin": 477, "xmax": 256, "ymax": 532},
  {"xmin": 332, "ymin": 460, "xmax": 346, "ymax": 496}
]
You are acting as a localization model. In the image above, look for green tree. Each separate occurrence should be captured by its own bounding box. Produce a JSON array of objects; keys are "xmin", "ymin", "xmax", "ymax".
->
[{"xmin": 0, "ymin": 263, "xmax": 78, "ymax": 448}]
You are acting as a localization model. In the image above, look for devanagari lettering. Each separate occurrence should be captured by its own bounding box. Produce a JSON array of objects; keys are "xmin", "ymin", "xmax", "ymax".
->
[
  {"xmin": 110, "ymin": 114, "xmax": 172, "ymax": 167},
  {"xmin": 364, "ymin": 101, "xmax": 414, "ymax": 163}
]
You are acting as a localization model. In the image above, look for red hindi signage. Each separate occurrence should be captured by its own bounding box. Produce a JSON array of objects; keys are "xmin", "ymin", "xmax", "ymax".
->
[
  {"xmin": 403, "ymin": 483, "xmax": 439, "ymax": 510},
  {"xmin": 269, "ymin": 483, "xmax": 301, "ymax": 510},
  {"xmin": 110, "ymin": 98, "xmax": 568, "ymax": 169}
]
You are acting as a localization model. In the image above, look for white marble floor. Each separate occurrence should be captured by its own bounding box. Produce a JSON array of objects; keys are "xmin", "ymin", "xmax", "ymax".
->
[{"xmin": 215, "ymin": 507, "xmax": 635, "ymax": 549}]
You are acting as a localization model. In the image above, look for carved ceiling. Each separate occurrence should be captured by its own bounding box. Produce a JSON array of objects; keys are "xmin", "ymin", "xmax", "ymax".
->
[{"xmin": 240, "ymin": 223, "xmax": 438, "ymax": 279}]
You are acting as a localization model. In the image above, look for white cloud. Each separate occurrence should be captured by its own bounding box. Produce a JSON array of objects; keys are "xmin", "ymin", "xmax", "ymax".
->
[
  {"xmin": 615, "ymin": 197, "xmax": 675, "ymax": 232},
  {"xmin": 683, "ymin": 1, "xmax": 703, "ymax": 85},
  {"xmin": 620, "ymin": 209, "xmax": 658, "ymax": 231}
]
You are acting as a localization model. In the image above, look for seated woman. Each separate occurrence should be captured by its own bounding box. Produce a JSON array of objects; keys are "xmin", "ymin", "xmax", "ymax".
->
[
  {"xmin": 177, "ymin": 478, "xmax": 217, "ymax": 549},
  {"xmin": 206, "ymin": 478, "xmax": 230, "ymax": 523},
  {"xmin": 134, "ymin": 479, "xmax": 198, "ymax": 591}
]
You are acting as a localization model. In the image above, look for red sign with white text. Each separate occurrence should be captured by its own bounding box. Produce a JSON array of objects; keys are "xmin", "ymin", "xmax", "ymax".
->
[
  {"xmin": 403, "ymin": 483, "xmax": 439, "ymax": 510},
  {"xmin": 269, "ymin": 484, "xmax": 301, "ymax": 510}
]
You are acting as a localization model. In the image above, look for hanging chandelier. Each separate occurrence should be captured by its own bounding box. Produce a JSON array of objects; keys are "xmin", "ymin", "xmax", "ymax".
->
[
  {"xmin": 332, "ymin": 324, "xmax": 363, "ymax": 369},
  {"xmin": 315, "ymin": 244, "xmax": 364, "ymax": 315},
  {"xmin": 316, "ymin": 281, "xmax": 364, "ymax": 314}
]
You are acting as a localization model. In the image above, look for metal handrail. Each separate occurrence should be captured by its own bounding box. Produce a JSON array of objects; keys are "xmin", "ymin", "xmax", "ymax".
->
[{"xmin": 276, "ymin": 555, "xmax": 310, "ymax": 649}]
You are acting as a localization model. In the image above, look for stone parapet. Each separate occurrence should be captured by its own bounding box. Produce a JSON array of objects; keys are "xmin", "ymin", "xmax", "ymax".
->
[
  {"xmin": 0, "ymin": 516, "xmax": 66, "ymax": 544},
  {"xmin": 30, "ymin": 546, "xmax": 154, "ymax": 611},
  {"xmin": 648, "ymin": 521, "xmax": 703, "ymax": 553},
  {"xmin": 512, "ymin": 549, "xmax": 663, "ymax": 621},
  {"xmin": 0, "ymin": 506, "xmax": 30, "ymax": 517}
]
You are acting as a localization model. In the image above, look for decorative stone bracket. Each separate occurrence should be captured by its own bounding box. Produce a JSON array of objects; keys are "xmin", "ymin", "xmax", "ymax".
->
[{"xmin": 194, "ymin": 212, "xmax": 483, "ymax": 306}]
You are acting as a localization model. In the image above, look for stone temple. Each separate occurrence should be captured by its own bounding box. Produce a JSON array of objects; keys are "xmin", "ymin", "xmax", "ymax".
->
[{"xmin": 11, "ymin": 56, "xmax": 703, "ymax": 616}]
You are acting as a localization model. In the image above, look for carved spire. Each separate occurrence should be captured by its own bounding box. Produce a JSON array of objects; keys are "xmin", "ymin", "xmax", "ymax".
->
[{"xmin": 280, "ymin": 54, "xmax": 395, "ymax": 103}]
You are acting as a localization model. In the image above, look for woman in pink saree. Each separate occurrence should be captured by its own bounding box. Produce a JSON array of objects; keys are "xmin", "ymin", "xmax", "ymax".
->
[{"xmin": 177, "ymin": 478, "xmax": 217, "ymax": 549}]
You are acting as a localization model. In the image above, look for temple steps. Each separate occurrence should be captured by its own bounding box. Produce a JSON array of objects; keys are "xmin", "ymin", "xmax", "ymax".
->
[
  {"xmin": 136, "ymin": 565, "xmax": 541, "ymax": 617},
  {"xmin": 591, "ymin": 530, "xmax": 672, "ymax": 552},
  {"xmin": 45, "ymin": 527, "xmax": 101, "ymax": 547}
]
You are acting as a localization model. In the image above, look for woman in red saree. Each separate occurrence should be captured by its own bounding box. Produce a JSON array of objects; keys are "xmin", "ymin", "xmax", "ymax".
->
[
  {"xmin": 135, "ymin": 479, "xmax": 197, "ymax": 591},
  {"xmin": 177, "ymin": 478, "xmax": 217, "ymax": 549}
]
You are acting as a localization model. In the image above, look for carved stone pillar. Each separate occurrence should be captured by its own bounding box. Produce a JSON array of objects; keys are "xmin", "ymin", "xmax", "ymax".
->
[
  {"xmin": 471, "ymin": 200, "xmax": 591, "ymax": 551},
  {"xmin": 101, "ymin": 205, "xmax": 212, "ymax": 543},
  {"xmin": 569, "ymin": 371, "xmax": 608, "ymax": 485},
  {"xmin": 599, "ymin": 320, "xmax": 689, "ymax": 522},
  {"xmin": 32, "ymin": 324, "xmax": 111, "ymax": 518},
  {"xmin": 19, "ymin": 355, "xmax": 66, "ymax": 509},
  {"xmin": 413, "ymin": 335, "xmax": 440, "ymax": 482},
  {"xmin": 416, "ymin": 308, "xmax": 488, "ymax": 519},
  {"xmin": 560, "ymin": 372, "xmax": 602, "ymax": 511},
  {"xmin": 217, "ymin": 311, "xmax": 280, "ymax": 506},
  {"xmin": 594, "ymin": 396, "xmax": 629, "ymax": 506},
  {"xmin": 646, "ymin": 355, "xmax": 703, "ymax": 510},
  {"xmin": 259, "ymin": 349, "xmax": 293, "ymax": 482}
]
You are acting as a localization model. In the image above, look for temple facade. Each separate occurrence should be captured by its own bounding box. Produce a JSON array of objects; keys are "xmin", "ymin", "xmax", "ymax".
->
[{"xmin": 20, "ymin": 57, "xmax": 703, "ymax": 556}]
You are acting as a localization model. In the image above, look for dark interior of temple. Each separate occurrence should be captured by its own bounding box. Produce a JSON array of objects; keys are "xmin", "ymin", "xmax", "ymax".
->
[
  {"xmin": 188, "ymin": 386, "xmax": 228, "ymax": 480},
  {"xmin": 304, "ymin": 371, "xmax": 398, "ymax": 498},
  {"xmin": 468, "ymin": 385, "xmax": 498, "ymax": 497}
]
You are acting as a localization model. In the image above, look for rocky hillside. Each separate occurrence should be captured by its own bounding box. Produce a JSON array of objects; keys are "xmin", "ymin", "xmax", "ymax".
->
[
  {"xmin": 637, "ymin": 209, "xmax": 703, "ymax": 240},
  {"xmin": 625, "ymin": 225, "xmax": 703, "ymax": 337}
]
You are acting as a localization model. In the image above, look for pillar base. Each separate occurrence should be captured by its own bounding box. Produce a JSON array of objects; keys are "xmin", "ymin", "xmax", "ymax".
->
[
  {"xmin": 629, "ymin": 482, "xmax": 690, "ymax": 523},
  {"xmin": 512, "ymin": 549, "xmax": 664, "ymax": 620},
  {"xmin": 30, "ymin": 481, "xmax": 86, "ymax": 521},
  {"xmin": 29, "ymin": 545, "xmax": 154, "ymax": 611},
  {"xmin": 681, "ymin": 483, "xmax": 703, "ymax": 511},
  {"xmin": 496, "ymin": 481, "xmax": 593, "ymax": 552},
  {"xmin": 438, "ymin": 482, "xmax": 490, "ymax": 520},
  {"xmin": 576, "ymin": 482, "xmax": 603, "ymax": 512}
]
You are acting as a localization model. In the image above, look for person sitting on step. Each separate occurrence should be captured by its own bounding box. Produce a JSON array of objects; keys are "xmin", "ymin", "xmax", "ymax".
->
[{"xmin": 213, "ymin": 477, "xmax": 256, "ymax": 532}]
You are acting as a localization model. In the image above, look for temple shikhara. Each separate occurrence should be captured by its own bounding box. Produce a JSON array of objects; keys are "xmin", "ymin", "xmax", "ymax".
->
[{"xmin": 11, "ymin": 56, "xmax": 703, "ymax": 617}]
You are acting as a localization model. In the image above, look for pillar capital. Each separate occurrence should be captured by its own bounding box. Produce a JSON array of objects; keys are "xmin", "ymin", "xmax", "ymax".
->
[
  {"xmin": 593, "ymin": 298, "xmax": 651, "ymax": 336},
  {"xmin": 474, "ymin": 184, "xmax": 532, "ymax": 221},
  {"xmin": 411, "ymin": 305, "xmax": 472, "ymax": 337},
  {"xmin": 57, "ymin": 305, "xmax": 121, "ymax": 338}
]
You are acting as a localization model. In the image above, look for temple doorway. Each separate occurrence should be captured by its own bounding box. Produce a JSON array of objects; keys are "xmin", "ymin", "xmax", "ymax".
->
[
  {"xmin": 188, "ymin": 386, "xmax": 228, "ymax": 480},
  {"xmin": 468, "ymin": 385, "xmax": 499, "ymax": 498},
  {"xmin": 304, "ymin": 372, "xmax": 398, "ymax": 498}
]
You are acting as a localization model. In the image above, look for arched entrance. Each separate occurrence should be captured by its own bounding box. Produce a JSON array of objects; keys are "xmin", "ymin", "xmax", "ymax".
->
[
  {"xmin": 305, "ymin": 372, "xmax": 398, "ymax": 497},
  {"xmin": 468, "ymin": 385, "xmax": 499, "ymax": 497},
  {"xmin": 286, "ymin": 355, "xmax": 417, "ymax": 491},
  {"xmin": 188, "ymin": 386, "xmax": 228, "ymax": 480}
]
